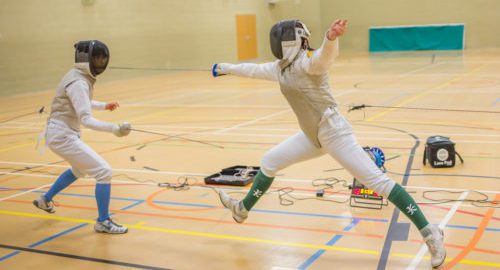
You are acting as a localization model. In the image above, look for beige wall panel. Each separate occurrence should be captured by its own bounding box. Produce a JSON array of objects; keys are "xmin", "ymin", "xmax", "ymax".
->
[{"xmin": 320, "ymin": 0, "xmax": 500, "ymax": 51}]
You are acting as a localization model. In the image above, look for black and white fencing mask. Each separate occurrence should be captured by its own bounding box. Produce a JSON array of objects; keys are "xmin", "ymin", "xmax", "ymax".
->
[
  {"xmin": 74, "ymin": 40, "xmax": 109, "ymax": 76},
  {"xmin": 270, "ymin": 20, "xmax": 310, "ymax": 66}
]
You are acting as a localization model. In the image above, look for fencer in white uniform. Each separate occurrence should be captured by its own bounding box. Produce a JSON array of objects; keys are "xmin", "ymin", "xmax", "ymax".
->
[
  {"xmin": 33, "ymin": 40, "xmax": 131, "ymax": 234},
  {"xmin": 213, "ymin": 20, "xmax": 446, "ymax": 268}
]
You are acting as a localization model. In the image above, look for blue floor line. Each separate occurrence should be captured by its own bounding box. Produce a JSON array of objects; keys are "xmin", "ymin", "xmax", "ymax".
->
[
  {"xmin": 253, "ymin": 209, "xmax": 386, "ymax": 222},
  {"xmin": 445, "ymin": 224, "xmax": 500, "ymax": 232},
  {"xmin": 0, "ymin": 251, "xmax": 20, "ymax": 261},
  {"xmin": 492, "ymin": 97, "xmax": 500, "ymax": 106},
  {"xmin": 298, "ymin": 219, "xmax": 360, "ymax": 269},
  {"xmin": 120, "ymin": 200, "xmax": 145, "ymax": 211},
  {"xmin": 0, "ymin": 199, "xmax": 143, "ymax": 262},
  {"xmin": 1, "ymin": 188, "xmax": 498, "ymax": 232},
  {"xmin": 25, "ymin": 190, "xmax": 384, "ymax": 222},
  {"xmin": 0, "ymin": 223, "xmax": 88, "ymax": 261}
]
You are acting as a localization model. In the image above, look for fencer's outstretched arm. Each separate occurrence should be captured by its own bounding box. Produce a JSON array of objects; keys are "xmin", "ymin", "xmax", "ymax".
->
[
  {"xmin": 66, "ymin": 81, "xmax": 116, "ymax": 133},
  {"xmin": 305, "ymin": 37, "xmax": 339, "ymax": 74},
  {"xmin": 213, "ymin": 62, "xmax": 280, "ymax": 81},
  {"xmin": 306, "ymin": 19, "xmax": 347, "ymax": 75}
]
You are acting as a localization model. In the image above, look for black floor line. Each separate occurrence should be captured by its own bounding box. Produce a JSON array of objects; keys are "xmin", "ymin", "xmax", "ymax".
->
[{"xmin": 0, "ymin": 243, "xmax": 173, "ymax": 270}]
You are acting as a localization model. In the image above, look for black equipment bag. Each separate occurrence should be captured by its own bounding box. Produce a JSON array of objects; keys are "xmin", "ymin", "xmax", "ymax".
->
[{"xmin": 423, "ymin": 135, "xmax": 463, "ymax": 168}]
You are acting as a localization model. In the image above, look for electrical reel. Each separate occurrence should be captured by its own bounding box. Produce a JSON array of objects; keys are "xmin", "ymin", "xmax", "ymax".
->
[{"xmin": 349, "ymin": 146, "xmax": 388, "ymax": 209}]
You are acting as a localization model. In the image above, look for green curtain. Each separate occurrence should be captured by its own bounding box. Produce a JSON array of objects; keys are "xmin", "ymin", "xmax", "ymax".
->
[{"xmin": 369, "ymin": 24, "xmax": 464, "ymax": 52}]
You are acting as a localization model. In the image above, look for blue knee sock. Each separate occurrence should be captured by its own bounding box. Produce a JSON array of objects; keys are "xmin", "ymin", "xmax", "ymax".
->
[
  {"xmin": 44, "ymin": 169, "xmax": 77, "ymax": 201},
  {"xmin": 95, "ymin": 183, "xmax": 111, "ymax": 222}
]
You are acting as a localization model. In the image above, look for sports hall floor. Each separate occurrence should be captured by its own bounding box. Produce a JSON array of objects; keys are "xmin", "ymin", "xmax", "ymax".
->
[{"xmin": 0, "ymin": 49, "xmax": 498, "ymax": 269}]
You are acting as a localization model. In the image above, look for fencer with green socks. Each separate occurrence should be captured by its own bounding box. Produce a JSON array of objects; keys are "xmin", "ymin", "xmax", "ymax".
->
[
  {"xmin": 212, "ymin": 19, "xmax": 446, "ymax": 268},
  {"xmin": 33, "ymin": 40, "xmax": 132, "ymax": 234}
]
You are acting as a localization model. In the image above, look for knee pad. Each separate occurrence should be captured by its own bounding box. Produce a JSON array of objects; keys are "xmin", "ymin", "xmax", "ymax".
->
[
  {"xmin": 362, "ymin": 173, "xmax": 395, "ymax": 198},
  {"xmin": 70, "ymin": 167, "xmax": 85, "ymax": 178},
  {"xmin": 260, "ymin": 152, "xmax": 279, "ymax": 177},
  {"xmin": 95, "ymin": 166, "xmax": 113, "ymax": 184}
]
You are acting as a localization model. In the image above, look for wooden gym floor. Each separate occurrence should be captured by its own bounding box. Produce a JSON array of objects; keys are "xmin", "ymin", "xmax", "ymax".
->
[{"xmin": 0, "ymin": 49, "xmax": 499, "ymax": 270}]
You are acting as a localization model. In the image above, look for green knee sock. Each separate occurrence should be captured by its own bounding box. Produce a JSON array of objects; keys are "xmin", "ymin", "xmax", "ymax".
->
[
  {"xmin": 388, "ymin": 184, "xmax": 429, "ymax": 230},
  {"xmin": 242, "ymin": 170, "xmax": 274, "ymax": 211}
]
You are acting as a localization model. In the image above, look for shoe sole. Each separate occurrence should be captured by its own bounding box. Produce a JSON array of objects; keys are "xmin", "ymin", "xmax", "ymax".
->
[
  {"xmin": 432, "ymin": 229, "xmax": 446, "ymax": 268},
  {"xmin": 232, "ymin": 215, "xmax": 245, "ymax": 224},
  {"xmin": 432, "ymin": 251, "xmax": 446, "ymax": 269},
  {"xmin": 32, "ymin": 200, "xmax": 55, "ymax": 214},
  {"xmin": 217, "ymin": 190, "xmax": 247, "ymax": 224},
  {"xmin": 94, "ymin": 227, "xmax": 128, "ymax": 234},
  {"xmin": 217, "ymin": 189, "xmax": 232, "ymax": 209}
]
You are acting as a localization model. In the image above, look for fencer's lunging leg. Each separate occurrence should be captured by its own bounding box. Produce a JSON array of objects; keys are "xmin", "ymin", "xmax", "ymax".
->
[
  {"xmin": 245, "ymin": 131, "xmax": 324, "ymax": 209},
  {"xmin": 218, "ymin": 131, "xmax": 324, "ymax": 223}
]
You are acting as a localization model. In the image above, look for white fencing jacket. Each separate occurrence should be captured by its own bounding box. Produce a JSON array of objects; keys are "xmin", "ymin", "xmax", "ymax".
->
[
  {"xmin": 48, "ymin": 67, "xmax": 115, "ymax": 134},
  {"xmin": 217, "ymin": 36, "xmax": 340, "ymax": 148}
]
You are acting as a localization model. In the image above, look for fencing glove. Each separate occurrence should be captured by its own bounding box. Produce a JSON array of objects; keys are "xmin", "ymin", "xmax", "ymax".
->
[
  {"xmin": 212, "ymin": 64, "xmax": 227, "ymax": 77},
  {"xmin": 112, "ymin": 122, "xmax": 131, "ymax": 137}
]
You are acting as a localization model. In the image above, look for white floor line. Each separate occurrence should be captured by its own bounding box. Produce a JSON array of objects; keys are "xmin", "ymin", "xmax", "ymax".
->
[
  {"xmin": 0, "ymin": 172, "xmax": 55, "ymax": 178},
  {"xmin": 404, "ymin": 185, "xmax": 499, "ymax": 194},
  {"xmin": 122, "ymin": 104, "xmax": 289, "ymax": 109},
  {"xmin": 398, "ymin": 62, "xmax": 446, "ymax": 77},
  {"xmin": 0, "ymin": 160, "xmax": 499, "ymax": 195},
  {"xmin": 0, "ymin": 171, "xmax": 495, "ymax": 208},
  {"xmin": 406, "ymin": 191, "xmax": 469, "ymax": 270},
  {"xmin": 2, "ymin": 124, "xmax": 500, "ymax": 143},
  {"xmin": 213, "ymin": 109, "xmax": 291, "ymax": 134},
  {"xmin": 1, "ymin": 169, "xmax": 491, "ymax": 210},
  {"xmin": 0, "ymin": 183, "xmax": 52, "ymax": 202},
  {"xmin": 0, "ymin": 171, "xmax": 350, "ymax": 200},
  {"xmin": 131, "ymin": 125, "xmax": 298, "ymax": 132},
  {"xmin": 213, "ymin": 90, "xmax": 358, "ymax": 134},
  {"xmin": 0, "ymin": 161, "xmax": 207, "ymax": 177}
]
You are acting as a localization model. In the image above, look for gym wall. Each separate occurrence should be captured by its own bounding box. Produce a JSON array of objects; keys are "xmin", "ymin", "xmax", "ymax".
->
[
  {"xmin": 320, "ymin": 0, "xmax": 500, "ymax": 51},
  {"xmin": 0, "ymin": 0, "xmax": 321, "ymax": 95}
]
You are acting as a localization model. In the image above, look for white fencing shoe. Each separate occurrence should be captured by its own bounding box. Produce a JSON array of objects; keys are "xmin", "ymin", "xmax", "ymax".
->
[
  {"xmin": 422, "ymin": 225, "xmax": 446, "ymax": 268},
  {"xmin": 94, "ymin": 218, "xmax": 128, "ymax": 234},
  {"xmin": 217, "ymin": 189, "xmax": 248, "ymax": 223},
  {"xmin": 33, "ymin": 195, "xmax": 56, "ymax": 214}
]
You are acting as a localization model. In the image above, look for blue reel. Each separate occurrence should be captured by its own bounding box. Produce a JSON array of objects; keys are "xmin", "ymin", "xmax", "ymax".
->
[{"xmin": 364, "ymin": 146, "xmax": 385, "ymax": 169}]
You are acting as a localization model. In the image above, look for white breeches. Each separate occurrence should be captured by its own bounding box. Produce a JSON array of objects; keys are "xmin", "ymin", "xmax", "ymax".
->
[
  {"xmin": 260, "ymin": 107, "xmax": 395, "ymax": 197},
  {"xmin": 46, "ymin": 122, "xmax": 112, "ymax": 183}
]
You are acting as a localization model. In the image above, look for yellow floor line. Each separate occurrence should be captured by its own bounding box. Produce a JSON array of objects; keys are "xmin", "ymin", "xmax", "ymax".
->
[
  {"xmin": 366, "ymin": 65, "xmax": 484, "ymax": 122},
  {"xmin": 459, "ymin": 259, "xmax": 500, "ymax": 268},
  {"xmin": 393, "ymin": 253, "xmax": 500, "ymax": 267},
  {"xmin": 0, "ymin": 209, "xmax": 498, "ymax": 267}
]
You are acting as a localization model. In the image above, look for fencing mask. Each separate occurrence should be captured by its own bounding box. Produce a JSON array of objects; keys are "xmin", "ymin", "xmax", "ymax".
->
[
  {"xmin": 74, "ymin": 40, "xmax": 109, "ymax": 77},
  {"xmin": 270, "ymin": 20, "xmax": 310, "ymax": 67}
]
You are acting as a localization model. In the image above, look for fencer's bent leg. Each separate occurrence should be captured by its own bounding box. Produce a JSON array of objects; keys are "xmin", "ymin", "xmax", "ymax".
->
[
  {"xmin": 46, "ymin": 129, "xmax": 113, "ymax": 221},
  {"xmin": 44, "ymin": 169, "xmax": 78, "ymax": 201},
  {"xmin": 64, "ymin": 141, "xmax": 113, "ymax": 222}
]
